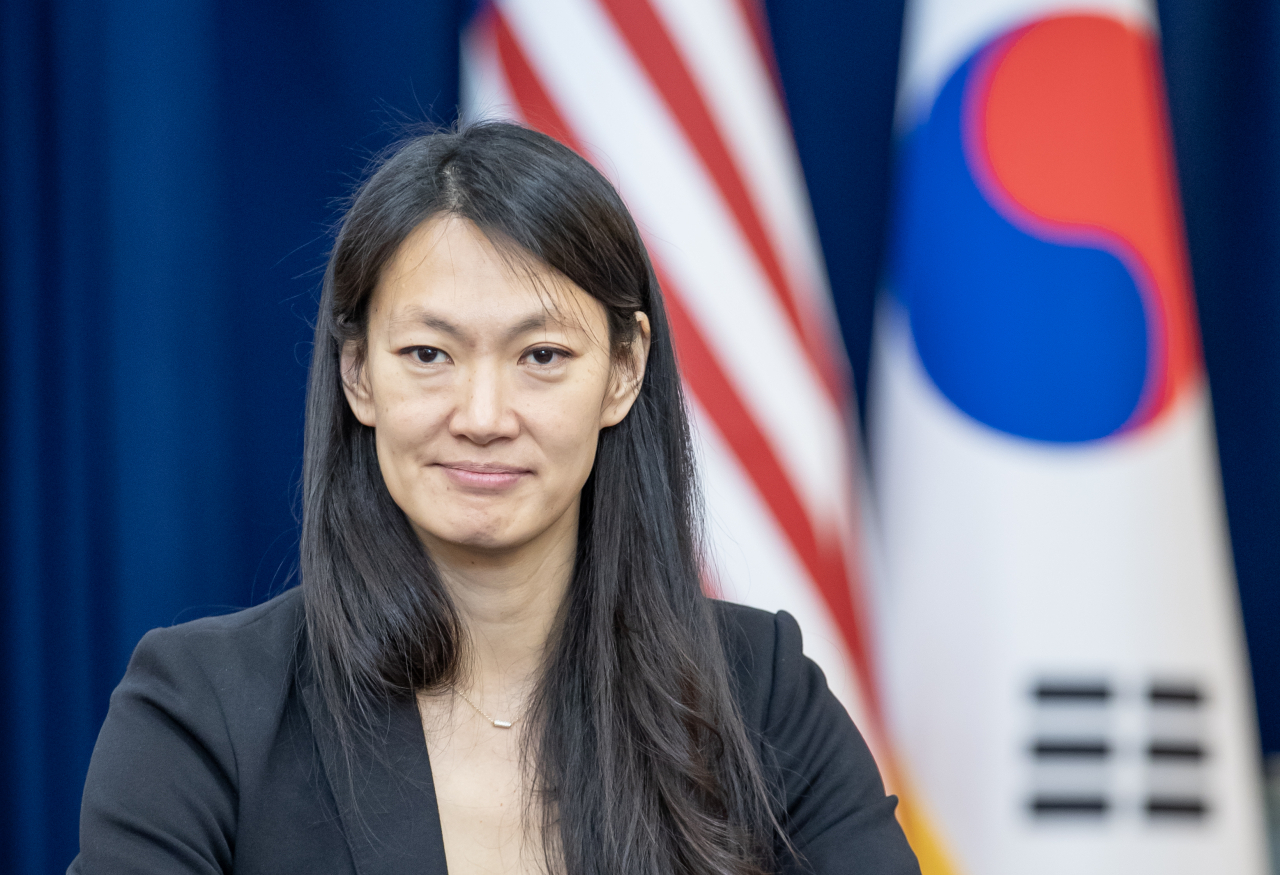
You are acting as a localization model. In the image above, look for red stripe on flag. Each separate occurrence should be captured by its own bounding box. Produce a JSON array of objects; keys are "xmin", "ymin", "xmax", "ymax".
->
[
  {"xmin": 492, "ymin": 7, "xmax": 879, "ymax": 716},
  {"xmin": 595, "ymin": 0, "xmax": 846, "ymax": 403},
  {"xmin": 492, "ymin": 10, "xmax": 577, "ymax": 148},
  {"xmin": 661, "ymin": 274, "xmax": 879, "ymax": 714}
]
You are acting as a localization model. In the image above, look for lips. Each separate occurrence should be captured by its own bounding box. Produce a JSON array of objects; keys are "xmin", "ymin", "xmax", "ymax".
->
[{"xmin": 436, "ymin": 462, "xmax": 531, "ymax": 491}]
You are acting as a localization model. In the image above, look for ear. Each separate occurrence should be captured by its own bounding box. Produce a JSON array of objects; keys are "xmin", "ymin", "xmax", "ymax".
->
[
  {"xmin": 340, "ymin": 340, "xmax": 378, "ymax": 427},
  {"xmin": 600, "ymin": 311, "xmax": 652, "ymax": 428}
]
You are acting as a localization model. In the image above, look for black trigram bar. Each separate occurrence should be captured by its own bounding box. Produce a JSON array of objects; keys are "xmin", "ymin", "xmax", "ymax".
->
[
  {"xmin": 1148, "ymin": 683, "xmax": 1203, "ymax": 705},
  {"xmin": 1032, "ymin": 739, "xmax": 1110, "ymax": 758},
  {"xmin": 1034, "ymin": 682, "xmax": 1111, "ymax": 701},
  {"xmin": 1030, "ymin": 796, "xmax": 1109, "ymax": 815},
  {"xmin": 1146, "ymin": 796, "xmax": 1208, "ymax": 817},
  {"xmin": 1147, "ymin": 741, "xmax": 1206, "ymax": 761}
]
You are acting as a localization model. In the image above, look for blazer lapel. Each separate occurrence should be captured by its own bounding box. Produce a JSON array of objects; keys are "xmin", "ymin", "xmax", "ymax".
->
[{"xmin": 301, "ymin": 675, "xmax": 449, "ymax": 875}]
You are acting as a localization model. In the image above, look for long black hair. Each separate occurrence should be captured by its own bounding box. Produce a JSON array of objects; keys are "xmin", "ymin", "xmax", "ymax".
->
[{"xmin": 301, "ymin": 121, "xmax": 779, "ymax": 874}]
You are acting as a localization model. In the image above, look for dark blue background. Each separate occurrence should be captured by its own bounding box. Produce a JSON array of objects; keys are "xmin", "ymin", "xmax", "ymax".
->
[{"xmin": 2, "ymin": 1, "xmax": 1276, "ymax": 870}]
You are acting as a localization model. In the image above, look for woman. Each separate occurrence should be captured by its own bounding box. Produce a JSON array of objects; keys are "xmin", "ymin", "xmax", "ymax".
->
[{"xmin": 72, "ymin": 122, "xmax": 919, "ymax": 875}]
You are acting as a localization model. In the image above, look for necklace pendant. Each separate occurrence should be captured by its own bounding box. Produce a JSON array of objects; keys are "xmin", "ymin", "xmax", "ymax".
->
[{"xmin": 491, "ymin": 718, "xmax": 514, "ymax": 729}]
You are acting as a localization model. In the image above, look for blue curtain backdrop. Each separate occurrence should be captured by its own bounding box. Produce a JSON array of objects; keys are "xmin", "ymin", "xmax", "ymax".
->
[
  {"xmin": 1, "ymin": 2, "xmax": 465, "ymax": 871},
  {"xmin": 1, "ymin": 1, "xmax": 1275, "ymax": 871}
]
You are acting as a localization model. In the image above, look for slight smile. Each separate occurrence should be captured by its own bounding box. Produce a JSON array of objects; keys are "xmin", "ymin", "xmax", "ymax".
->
[{"xmin": 437, "ymin": 462, "xmax": 532, "ymax": 491}]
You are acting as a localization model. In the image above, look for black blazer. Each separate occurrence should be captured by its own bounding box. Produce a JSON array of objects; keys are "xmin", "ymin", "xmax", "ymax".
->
[{"xmin": 70, "ymin": 587, "xmax": 920, "ymax": 874}]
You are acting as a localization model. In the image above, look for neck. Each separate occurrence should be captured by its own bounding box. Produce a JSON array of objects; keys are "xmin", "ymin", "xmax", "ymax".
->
[{"xmin": 422, "ymin": 505, "xmax": 578, "ymax": 712}]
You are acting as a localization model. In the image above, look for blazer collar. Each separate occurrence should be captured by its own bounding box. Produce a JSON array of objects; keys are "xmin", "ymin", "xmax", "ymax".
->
[{"xmin": 300, "ymin": 669, "xmax": 449, "ymax": 875}]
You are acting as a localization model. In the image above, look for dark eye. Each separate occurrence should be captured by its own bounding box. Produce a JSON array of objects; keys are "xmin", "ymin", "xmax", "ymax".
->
[
  {"xmin": 409, "ymin": 347, "xmax": 446, "ymax": 364},
  {"xmin": 528, "ymin": 348, "xmax": 563, "ymax": 366}
]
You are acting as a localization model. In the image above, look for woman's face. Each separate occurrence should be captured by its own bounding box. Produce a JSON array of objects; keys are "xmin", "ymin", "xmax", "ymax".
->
[{"xmin": 342, "ymin": 215, "xmax": 648, "ymax": 562}]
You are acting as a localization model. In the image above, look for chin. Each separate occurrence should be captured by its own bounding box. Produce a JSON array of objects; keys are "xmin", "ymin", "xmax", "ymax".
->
[
  {"xmin": 418, "ymin": 517, "xmax": 526, "ymax": 554},
  {"xmin": 447, "ymin": 531, "xmax": 520, "ymax": 553}
]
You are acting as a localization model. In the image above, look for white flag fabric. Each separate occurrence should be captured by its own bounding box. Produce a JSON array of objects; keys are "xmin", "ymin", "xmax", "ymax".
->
[
  {"xmin": 874, "ymin": 0, "xmax": 1269, "ymax": 872},
  {"xmin": 460, "ymin": 1, "xmax": 957, "ymax": 866}
]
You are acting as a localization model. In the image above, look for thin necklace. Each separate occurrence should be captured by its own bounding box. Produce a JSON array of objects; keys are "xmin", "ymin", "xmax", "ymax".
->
[{"xmin": 453, "ymin": 686, "xmax": 518, "ymax": 729}]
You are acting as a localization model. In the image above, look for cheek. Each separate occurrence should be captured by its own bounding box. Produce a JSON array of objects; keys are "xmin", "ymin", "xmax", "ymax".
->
[
  {"xmin": 378, "ymin": 398, "xmax": 432, "ymax": 444},
  {"xmin": 371, "ymin": 385, "xmax": 448, "ymax": 472},
  {"xmin": 529, "ymin": 383, "xmax": 609, "ymax": 484}
]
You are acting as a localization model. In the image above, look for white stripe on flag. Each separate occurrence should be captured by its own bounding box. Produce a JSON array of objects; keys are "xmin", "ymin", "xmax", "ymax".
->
[
  {"xmin": 499, "ymin": 0, "xmax": 849, "ymax": 523},
  {"xmin": 646, "ymin": 0, "xmax": 838, "ymax": 333},
  {"xmin": 690, "ymin": 395, "xmax": 873, "ymax": 737}
]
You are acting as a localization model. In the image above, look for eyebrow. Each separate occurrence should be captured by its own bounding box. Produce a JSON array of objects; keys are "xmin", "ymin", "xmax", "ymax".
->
[{"xmin": 398, "ymin": 309, "xmax": 576, "ymax": 343}]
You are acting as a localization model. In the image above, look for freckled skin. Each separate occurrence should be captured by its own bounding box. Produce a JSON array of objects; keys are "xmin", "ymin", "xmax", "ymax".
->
[{"xmin": 341, "ymin": 215, "xmax": 649, "ymax": 874}]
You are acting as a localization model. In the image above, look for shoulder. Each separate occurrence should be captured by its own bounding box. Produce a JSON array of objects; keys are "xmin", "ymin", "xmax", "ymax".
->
[
  {"xmin": 74, "ymin": 588, "xmax": 315, "ymax": 873},
  {"xmin": 93, "ymin": 586, "xmax": 308, "ymax": 813},
  {"xmin": 710, "ymin": 599, "xmax": 921, "ymax": 873},
  {"xmin": 118, "ymin": 587, "xmax": 306, "ymax": 747},
  {"xmin": 138, "ymin": 584, "xmax": 305, "ymax": 658},
  {"xmin": 709, "ymin": 599, "xmax": 805, "ymax": 733},
  {"xmin": 129, "ymin": 586, "xmax": 305, "ymax": 690}
]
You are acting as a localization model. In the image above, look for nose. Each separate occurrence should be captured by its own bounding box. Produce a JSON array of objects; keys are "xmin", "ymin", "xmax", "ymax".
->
[{"xmin": 449, "ymin": 361, "xmax": 519, "ymax": 445}]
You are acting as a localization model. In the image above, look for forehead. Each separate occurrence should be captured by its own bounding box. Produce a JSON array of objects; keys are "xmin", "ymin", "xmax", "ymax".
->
[{"xmin": 372, "ymin": 214, "xmax": 606, "ymax": 337}]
